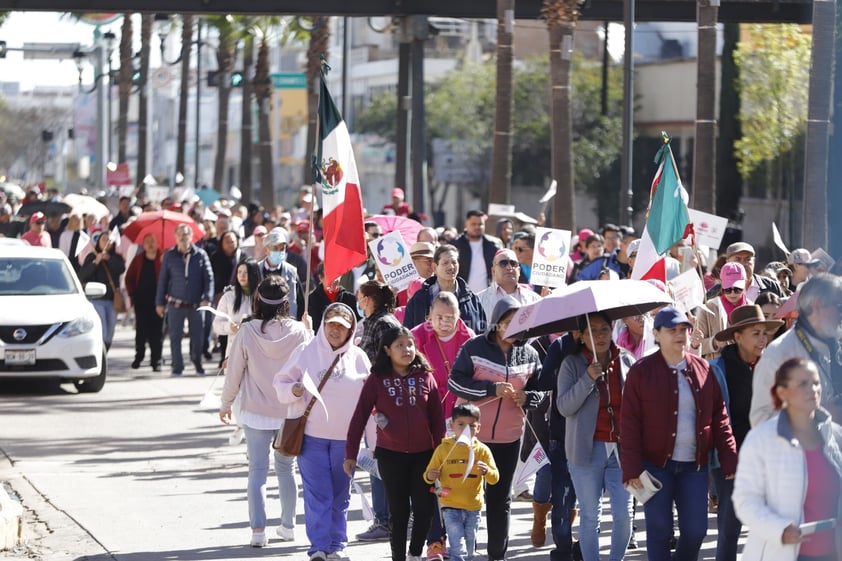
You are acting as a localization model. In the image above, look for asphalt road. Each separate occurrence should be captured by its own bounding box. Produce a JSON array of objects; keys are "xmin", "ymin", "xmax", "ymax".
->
[{"xmin": 0, "ymin": 321, "xmax": 737, "ymax": 561}]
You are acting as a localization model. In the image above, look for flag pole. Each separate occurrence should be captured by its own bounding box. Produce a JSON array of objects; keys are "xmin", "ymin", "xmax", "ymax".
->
[{"xmin": 303, "ymin": 58, "xmax": 327, "ymax": 320}]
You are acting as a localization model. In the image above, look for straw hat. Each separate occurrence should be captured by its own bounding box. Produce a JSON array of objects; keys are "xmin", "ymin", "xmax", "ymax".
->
[{"xmin": 714, "ymin": 305, "xmax": 784, "ymax": 342}]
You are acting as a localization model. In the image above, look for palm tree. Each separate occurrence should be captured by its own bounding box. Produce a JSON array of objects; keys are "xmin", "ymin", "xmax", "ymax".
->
[
  {"xmin": 489, "ymin": 0, "xmax": 514, "ymax": 205},
  {"xmin": 207, "ymin": 15, "xmax": 238, "ymax": 193},
  {"xmin": 542, "ymin": 0, "xmax": 582, "ymax": 230},
  {"xmin": 239, "ymin": 29, "xmax": 255, "ymax": 204},
  {"xmin": 253, "ymin": 24, "xmax": 274, "ymax": 208},
  {"xmin": 117, "ymin": 14, "xmax": 133, "ymax": 166},
  {"xmin": 136, "ymin": 14, "xmax": 152, "ymax": 189},
  {"xmin": 175, "ymin": 14, "xmax": 194, "ymax": 184},
  {"xmin": 303, "ymin": 17, "xmax": 329, "ymax": 185}
]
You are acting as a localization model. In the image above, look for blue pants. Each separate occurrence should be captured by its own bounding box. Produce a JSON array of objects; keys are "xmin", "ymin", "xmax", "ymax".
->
[
  {"xmin": 92, "ymin": 299, "xmax": 117, "ymax": 348},
  {"xmin": 712, "ymin": 467, "xmax": 741, "ymax": 561},
  {"xmin": 166, "ymin": 306, "xmax": 204, "ymax": 373},
  {"xmin": 568, "ymin": 442, "xmax": 632, "ymax": 561},
  {"xmin": 242, "ymin": 425, "xmax": 297, "ymax": 531},
  {"xmin": 298, "ymin": 435, "xmax": 350, "ymax": 556},
  {"xmin": 441, "ymin": 507, "xmax": 481, "ymax": 561},
  {"xmin": 547, "ymin": 440, "xmax": 577, "ymax": 561},
  {"xmin": 642, "ymin": 460, "xmax": 709, "ymax": 561}
]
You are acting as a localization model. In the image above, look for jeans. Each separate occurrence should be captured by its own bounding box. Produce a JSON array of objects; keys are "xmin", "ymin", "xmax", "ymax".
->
[
  {"xmin": 92, "ymin": 299, "xmax": 117, "ymax": 348},
  {"xmin": 568, "ymin": 442, "xmax": 632, "ymax": 561},
  {"xmin": 376, "ymin": 447, "xmax": 435, "ymax": 561},
  {"xmin": 642, "ymin": 460, "xmax": 709, "ymax": 561},
  {"xmin": 548, "ymin": 440, "xmax": 577, "ymax": 561},
  {"xmin": 712, "ymin": 467, "xmax": 741, "ymax": 561},
  {"xmin": 166, "ymin": 306, "xmax": 204, "ymax": 373},
  {"xmin": 484, "ymin": 440, "xmax": 520, "ymax": 561},
  {"xmin": 533, "ymin": 463, "xmax": 552, "ymax": 503},
  {"xmin": 242, "ymin": 425, "xmax": 297, "ymax": 531},
  {"xmin": 298, "ymin": 435, "xmax": 350, "ymax": 556},
  {"xmin": 441, "ymin": 507, "xmax": 481, "ymax": 561}
]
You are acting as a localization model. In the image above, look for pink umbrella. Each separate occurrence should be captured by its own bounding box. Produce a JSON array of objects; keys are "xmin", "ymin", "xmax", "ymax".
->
[
  {"xmin": 504, "ymin": 280, "xmax": 673, "ymax": 340},
  {"xmin": 122, "ymin": 210, "xmax": 203, "ymax": 249},
  {"xmin": 369, "ymin": 214, "xmax": 424, "ymax": 245}
]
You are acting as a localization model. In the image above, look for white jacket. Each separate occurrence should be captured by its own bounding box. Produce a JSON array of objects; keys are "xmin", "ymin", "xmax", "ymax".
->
[
  {"xmin": 274, "ymin": 303, "xmax": 371, "ymax": 441},
  {"xmin": 212, "ymin": 287, "xmax": 253, "ymax": 337},
  {"xmin": 733, "ymin": 409, "xmax": 842, "ymax": 561},
  {"xmin": 750, "ymin": 323, "xmax": 833, "ymax": 427}
]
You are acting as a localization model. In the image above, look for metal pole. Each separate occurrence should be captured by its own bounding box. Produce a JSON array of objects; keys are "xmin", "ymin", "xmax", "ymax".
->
[
  {"xmin": 410, "ymin": 18, "xmax": 426, "ymax": 215},
  {"xmin": 620, "ymin": 0, "xmax": 635, "ymax": 226},
  {"xmin": 341, "ymin": 17, "xmax": 350, "ymax": 120},
  {"xmin": 107, "ymin": 54, "xmax": 113, "ymax": 163},
  {"xmin": 194, "ymin": 18, "xmax": 202, "ymax": 189},
  {"xmin": 395, "ymin": 37, "xmax": 411, "ymax": 190},
  {"xmin": 95, "ymin": 43, "xmax": 106, "ymax": 193}
]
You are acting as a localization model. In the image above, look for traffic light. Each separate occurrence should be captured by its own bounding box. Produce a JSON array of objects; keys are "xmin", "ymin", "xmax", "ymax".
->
[
  {"xmin": 131, "ymin": 69, "xmax": 142, "ymax": 84},
  {"xmin": 41, "ymin": 130, "xmax": 53, "ymax": 142},
  {"xmin": 206, "ymin": 70, "xmax": 245, "ymax": 88},
  {"xmin": 230, "ymin": 71, "xmax": 244, "ymax": 87},
  {"xmin": 0, "ymin": 41, "xmax": 6, "ymax": 59}
]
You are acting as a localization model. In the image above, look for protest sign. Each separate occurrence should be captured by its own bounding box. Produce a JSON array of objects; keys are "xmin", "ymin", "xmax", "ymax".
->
[
  {"xmin": 531, "ymin": 227, "xmax": 572, "ymax": 288},
  {"xmin": 368, "ymin": 231, "xmax": 418, "ymax": 292}
]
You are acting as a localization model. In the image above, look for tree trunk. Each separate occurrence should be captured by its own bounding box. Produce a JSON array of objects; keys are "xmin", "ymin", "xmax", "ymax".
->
[
  {"xmin": 255, "ymin": 36, "xmax": 274, "ymax": 208},
  {"xmin": 136, "ymin": 14, "xmax": 152, "ymax": 191},
  {"xmin": 692, "ymin": 0, "xmax": 717, "ymax": 213},
  {"xmin": 489, "ymin": 0, "xmax": 514, "ymax": 205},
  {"xmin": 716, "ymin": 23, "xmax": 741, "ymax": 220},
  {"xmin": 239, "ymin": 33, "xmax": 254, "ymax": 204},
  {"xmin": 175, "ymin": 14, "xmax": 193, "ymax": 182},
  {"xmin": 549, "ymin": 21, "xmax": 575, "ymax": 230},
  {"xmin": 213, "ymin": 33, "xmax": 235, "ymax": 193},
  {"xmin": 117, "ymin": 14, "xmax": 133, "ymax": 167},
  {"xmin": 802, "ymin": 0, "xmax": 835, "ymax": 249},
  {"xmin": 303, "ymin": 17, "xmax": 330, "ymax": 185}
]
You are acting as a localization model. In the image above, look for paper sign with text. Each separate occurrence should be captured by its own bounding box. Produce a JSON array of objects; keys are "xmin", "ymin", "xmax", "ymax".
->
[
  {"xmin": 688, "ymin": 209, "xmax": 728, "ymax": 249},
  {"xmin": 369, "ymin": 231, "xmax": 418, "ymax": 292},
  {"xmin": 670, "ymin": 268, "xmax": 706, "ymax": 315},
  {"xmin": 531, "ymin": 227, "xmax": 572, "ymax": 288}
]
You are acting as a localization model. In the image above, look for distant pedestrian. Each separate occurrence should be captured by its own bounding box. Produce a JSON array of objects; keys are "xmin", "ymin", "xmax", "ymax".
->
[
  {"xmin": 79, "ymin": 230, "xmax": 125, "ymax": 351},
  {"xmin": 21, "ymin": 211, "xmax": 51, "ymax": 247},
  {"xmin": 212, "ymin": 259, "xmax": 260, "ymax": 364},
  {"xmin": 125, "ymin": 233, "xmax": 163, "ymax": 370}
]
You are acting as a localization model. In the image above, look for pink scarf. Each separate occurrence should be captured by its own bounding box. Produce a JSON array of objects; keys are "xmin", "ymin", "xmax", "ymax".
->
[
  {"xmin": 720, "ymin": 293, "xmax": 747, "ymax": 320},
  {"xmin": 616, "ymin": 326, "xmax": 644, "ymax": 360}
]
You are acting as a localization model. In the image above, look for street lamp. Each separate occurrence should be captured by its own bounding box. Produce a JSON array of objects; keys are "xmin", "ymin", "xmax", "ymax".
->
[{"xmin": 102, "ymin": 31, "xmax": 116, "ymax": 163}]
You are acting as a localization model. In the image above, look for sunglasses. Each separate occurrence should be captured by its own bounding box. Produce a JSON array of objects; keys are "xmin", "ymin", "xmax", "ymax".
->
[
  {"xmin": 496, "ymin": 259, "xmax": 518, "ymax": 268},
  {"xmin": 722, "ymin": 287, "xmax": 744, "ymax": 294}
]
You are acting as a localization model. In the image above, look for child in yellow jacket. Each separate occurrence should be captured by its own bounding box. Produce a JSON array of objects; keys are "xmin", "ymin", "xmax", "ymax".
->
[{"xmin": 424, "ymin": 403, "xmax": 499, "ymax": 561}]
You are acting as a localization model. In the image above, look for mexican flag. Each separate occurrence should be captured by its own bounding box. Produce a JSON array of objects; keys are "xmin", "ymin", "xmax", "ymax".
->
[
  {"xmin": 317, "ymin": 71, "xmax": 367, "ymax": 284},
  {"xmin": 631, "ymin": 135, "xmax": 690, "ymax": 282}
]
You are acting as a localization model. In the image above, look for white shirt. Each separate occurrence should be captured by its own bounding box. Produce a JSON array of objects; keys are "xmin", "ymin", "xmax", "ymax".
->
[{"xmin": 467, "ymin": 238, "xmax": 488, "ymax": 293}]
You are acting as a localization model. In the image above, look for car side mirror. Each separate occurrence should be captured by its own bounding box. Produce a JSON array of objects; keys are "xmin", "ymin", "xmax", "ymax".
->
[{"xmin": 84, "ymin": 282, "xmax": 108, "ymax": 299}]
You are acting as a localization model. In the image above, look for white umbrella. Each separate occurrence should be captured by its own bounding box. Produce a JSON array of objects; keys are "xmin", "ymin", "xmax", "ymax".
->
[
  {"xmin": 63, "ymin": 193, "xmax": 111, "ymax": 220},
  {"xmin": 503, "ymin": 280, "xmax": 672, "ymax": 340}
]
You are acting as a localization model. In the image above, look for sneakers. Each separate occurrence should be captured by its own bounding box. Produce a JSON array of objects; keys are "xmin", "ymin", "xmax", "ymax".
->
[
  {"xmin": 250, "ymin": 531, "xmax": 267, "ymax": 547},
  {"xmin": 407, "ymin": 556, "xmax": 424, "ymax": 561},
  {"xmin": 276, "ymin": 524, "xmax": 294, "ymax": 541},
  {"xmin": 356, "ymin": 522, "xmax": 389, "ymax": 541},
  {"xmin": 326, "ymin": 552, "xmax": 349, "ymax": 560},
  {"xmin": 309, "ymin": 552, "xmax": 327, "ymax": 561},
  {"xmin": 426, "ymin": 540, "xmax": 446, "ymax": 561}
]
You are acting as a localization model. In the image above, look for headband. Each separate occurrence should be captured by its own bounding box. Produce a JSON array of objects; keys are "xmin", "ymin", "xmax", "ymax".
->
[{"xmin": 258, "ymin": 293, "xmax": 288, "ymax": 305}]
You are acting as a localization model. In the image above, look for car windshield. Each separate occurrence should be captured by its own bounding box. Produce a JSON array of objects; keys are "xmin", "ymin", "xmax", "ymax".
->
[{"xmin": 0, "ymin": 258, "xmax": 77, "ymax": 295}]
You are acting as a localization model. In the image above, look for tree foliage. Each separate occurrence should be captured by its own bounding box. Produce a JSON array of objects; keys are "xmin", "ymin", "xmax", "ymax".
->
[
  {"xmin": 0, "ymin": 99, "xmax": 71, "ymax": 174},
  {"xmin": 733, "ymin": 24, "xmax": 811, "ymax": 182}
]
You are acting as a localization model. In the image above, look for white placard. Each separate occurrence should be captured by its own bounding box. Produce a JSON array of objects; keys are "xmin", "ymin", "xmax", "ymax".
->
[
  {"xmin": 688, "ymin": 209, "xmax": 728, "ymax": 249},
  {"xmin": 368, "ymin": 230, "xmax": 418, "ymax": 292},
  {"xmin": 488, "ymin": 203, "xmax": 515, "ymax": 216},
  {"xmin": 669, "ymin": 268, "xmax": 706, "ymax": 315},
  {"xmin": 531, "ymin": 227, "xmax": 572, "ymax": 288}
]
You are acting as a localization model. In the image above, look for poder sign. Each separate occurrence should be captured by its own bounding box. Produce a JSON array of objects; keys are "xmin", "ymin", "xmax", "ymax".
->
[
  {"xmin": 531, "ymin": 227, "xmax": 572, "ymax": 288},
  {"xmin": 369, "ymin": 231, "xmax": 418, "ymax": 292}
]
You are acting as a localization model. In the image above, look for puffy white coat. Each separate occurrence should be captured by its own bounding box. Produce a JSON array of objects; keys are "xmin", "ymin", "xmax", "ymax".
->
[{"xmin": 733, "ymin": 409, "xmax": 842, "ymax": 561}]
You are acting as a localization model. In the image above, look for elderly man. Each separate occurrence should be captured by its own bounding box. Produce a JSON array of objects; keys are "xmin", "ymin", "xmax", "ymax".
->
[
  {"xmin": 155, "ymin": 223, "xmax": 214, "ymax": 376},
  {"xmin": 453, "ymin": 210, "xmax": 502, "ymax": 293},
  {"xmin": 725, "ymin": 242, "xmax": 784, "ymax": 300},
  {"xmin": 477, "ymin": 248, "xmax": 542, "ymax": 324},
  {"xmin": 258, "ymin": 227, "xmax": 304, "ymax": 320},
  {"xmin": 21, "ymin": 212, "xmax": 52, "ymax": 247},
  {"xmin": 750, "ymin": 273, "xmax": 842, "ymax": 425}
]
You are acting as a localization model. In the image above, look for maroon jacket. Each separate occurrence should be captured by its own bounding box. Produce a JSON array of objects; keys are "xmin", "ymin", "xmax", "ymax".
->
[
  {"xmin": 125, "ymin": 250, "xmax": 162, "ymax": 299},
  {"xmin": 345, "ymin": 368, "xmax": 446, "ymax": 462},
  {"xmin": 620, "ymin": 351, "xmax": 737, "ymax": 482}
]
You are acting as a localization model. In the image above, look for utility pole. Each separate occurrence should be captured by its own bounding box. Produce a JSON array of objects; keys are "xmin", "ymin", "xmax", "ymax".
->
[{"xmin": 692, "ymin": 0, "xmax": 718, "ymax": 214}]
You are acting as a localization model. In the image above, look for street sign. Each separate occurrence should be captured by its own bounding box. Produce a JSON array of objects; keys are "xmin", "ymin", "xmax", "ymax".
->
[
  {"xmin": 271, "ymin": 72, "xmax": 307, "ymax": 89},
  {"xmin": 22, "ymin": 42, "xmax": 81, "ymax": 60}
]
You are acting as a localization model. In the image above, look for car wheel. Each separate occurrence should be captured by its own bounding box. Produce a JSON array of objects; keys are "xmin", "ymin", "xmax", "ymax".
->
[{"xmin": 74, "ymin": 351, "xmax": 107, "ymax": 393}]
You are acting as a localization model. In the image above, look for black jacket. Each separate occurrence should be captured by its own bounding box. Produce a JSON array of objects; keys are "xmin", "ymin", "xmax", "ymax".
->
[{"xmin": 452, "ymin": 233, "xmax": 501, "ymax": 288}]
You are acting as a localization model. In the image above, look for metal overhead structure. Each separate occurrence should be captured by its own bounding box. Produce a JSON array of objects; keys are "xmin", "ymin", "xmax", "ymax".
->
[{"xmin": 0, "ymin": 0, "xmax": 814, "ymax": 23}]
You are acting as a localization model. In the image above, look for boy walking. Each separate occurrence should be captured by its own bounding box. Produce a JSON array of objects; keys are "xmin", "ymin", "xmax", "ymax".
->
[{"xmin": 424, "ymin": 404, "xmax": 500, "ymax": 561}]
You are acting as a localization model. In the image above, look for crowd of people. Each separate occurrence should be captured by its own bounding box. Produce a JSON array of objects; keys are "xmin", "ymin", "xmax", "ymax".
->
[{"xmin": 3, "ymin": 183, "xmax": 842, "ymax": 561}]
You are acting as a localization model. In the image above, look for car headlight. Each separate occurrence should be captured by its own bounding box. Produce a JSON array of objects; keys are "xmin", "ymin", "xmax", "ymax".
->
[{"xmin": 59, "ymin": 317, "xmax": 96, "ymax": 337}]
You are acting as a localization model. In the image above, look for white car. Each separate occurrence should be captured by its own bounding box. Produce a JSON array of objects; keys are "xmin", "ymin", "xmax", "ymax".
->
[{"xmin": 0, "ymin": 245, "xmax": 108, "ymax": 392}]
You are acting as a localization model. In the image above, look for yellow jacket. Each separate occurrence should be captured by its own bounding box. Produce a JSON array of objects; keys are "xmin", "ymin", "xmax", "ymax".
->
[{"xmin": 424, "ymin": 436, "xmax": 500, "ymax": 511}]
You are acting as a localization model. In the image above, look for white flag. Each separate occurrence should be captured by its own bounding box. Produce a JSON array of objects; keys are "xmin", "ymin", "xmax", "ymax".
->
[
  {"xmin": 539, "ymin": 180, "xmax": 558, "ymax": 204},
  {"xmin": 352, "ymin": 481, "xmax": 375, "ymax": 521},
  {"xmin": 301, "ymin": 370, "xmax": 329, "ymax": 420},
  {"xmin": 455, "ymin": 424, "xmax": 475, "ymax": 483},
  {"xmin": 513, "ymin": 442, "xmax": 550, "ymax": 490},
  {"xmin": 772, "ymin": 222, "xmax": 789, "ymax": 256}
]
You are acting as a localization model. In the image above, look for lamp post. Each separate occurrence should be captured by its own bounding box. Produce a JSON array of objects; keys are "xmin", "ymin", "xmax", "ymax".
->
[
  {"xmin": 102, "ymin": 31, "xmax": 116, "ymax": 164},
  {"xmin": 72, "ymin": 39, "xmax": 107, "ymax": 193}
]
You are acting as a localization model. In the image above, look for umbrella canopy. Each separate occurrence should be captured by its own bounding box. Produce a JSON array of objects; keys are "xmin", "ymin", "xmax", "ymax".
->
[
  {"xmin": 369, "ymin": 214, "xmax": 424, "ymax": 245},
  {"xmin": 17, "ymin": 200, "xmax": 72, "ymax": 217},
  {"xmin": 504, "ymin": 280, "xmax": 673, "ymax": 340},
  {"xmin": 63, "ymin": 193, "xmax": 111, "ymax": 220},
  {"xmin": 196, "ymin": 188, "xmax": 222, "ymax": 205},
  {"xmin": 122, "ymin": 210, "xmax": 203, "ymax": 249},
  {"xmin": 0, "ymin": 182, "xmax": 25, "ymax": 200}
]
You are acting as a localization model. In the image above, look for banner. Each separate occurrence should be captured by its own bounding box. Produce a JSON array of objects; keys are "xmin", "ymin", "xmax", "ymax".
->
[
  {"xmin": 687, "ymin": 209, "xmax": 728, "ymax": 249},
  {"xmin": 531, "ymin": 227, "xmax": 572, "ymax": 288},
  {"xmin": 369, "ymin": 231, "xmax": 418, "ymax": 292}
]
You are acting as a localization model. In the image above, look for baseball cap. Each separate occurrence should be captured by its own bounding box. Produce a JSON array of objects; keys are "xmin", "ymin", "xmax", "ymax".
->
[
  {"xmin": 253, "ymin": 225, "xmax": 268, "ymax": 237},
  {"xmin": 410, "ymin": 241, "xmax": 435, "ymax": 258},
  {"xmin": 787, "ymin": 248, "xmax": 820, "ymax": 266},
  {"xmin": 264, "ymin": 227, "xmax": 289, "ymax": 247},
  {"xmin": 296, "ymin": 220, "xmax": 311, "ymax": 233},
  {"xmin": 577, "ymin": 228, "xmax": 594, "ymax": 243},
  {"xmin": 391, "ymin": 187, "xmax": 405, "ymax": 199},
  {"xmin": 29, "ymin": 211, "xmax": 46, "ymax": 224},
  {"xmin": 324, "ymin": 312, "xmax": 353, "ymax": 329},
  {"xmin": 653, "ymin": 306, "xmax": 692, "ymax": 329},
  {"xmin": 720, "ymin": 262, "xmax": 747, "ymax": 290},
  {"xmin": 726, "ymin": 242, "xmax": 755, "ymax": 258},
  {"xmin": 627, "ymin": 239, "xmax": 641, "ymax": 256}
]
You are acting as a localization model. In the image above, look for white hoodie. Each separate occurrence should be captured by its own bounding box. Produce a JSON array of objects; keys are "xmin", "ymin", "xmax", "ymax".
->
[{"xmin": 274, "ymin": 305, "xmax": 371, "ymax": 441}]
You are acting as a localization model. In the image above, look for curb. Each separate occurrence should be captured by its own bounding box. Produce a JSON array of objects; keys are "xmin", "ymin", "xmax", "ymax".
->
[{"xmin": 0, "ymin": 481, "xmax": 22, "ymax": 551}]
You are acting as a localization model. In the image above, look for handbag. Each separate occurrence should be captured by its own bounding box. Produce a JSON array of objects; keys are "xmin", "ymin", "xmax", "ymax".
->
[
  {"xmin": 273, "ymin": 353, "xmax": 342, "ymax": 456},
  {"xmin": 103, "ymin": 266, "xmax": 127, "ymax": 313}
]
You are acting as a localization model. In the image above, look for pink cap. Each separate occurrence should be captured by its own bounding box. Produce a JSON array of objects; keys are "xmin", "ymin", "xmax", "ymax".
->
[
  {"xmin": 391, "ymin": 188, "xmax": 405, "ymax": 199},
  {"xmin": 720, "ymin": 262, "xmax": 747, "ymax": 290},
  {"xmin": 29, "ymin": 211, "xmax": 46, "ymax": 224},
  {"xmin": 253, "ymin": 225, "xmax": 268, "ymax": 237},
  {"xmin": 577, "ymin": 228, "xmax": 594, "ymax": 242}
]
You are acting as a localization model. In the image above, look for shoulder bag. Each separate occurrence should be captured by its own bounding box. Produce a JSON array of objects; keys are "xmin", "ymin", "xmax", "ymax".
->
[
  {"xmin": 273, "ymin": 353, "xmax": 342, "ymax": 456},
  {"xmin": 103, "ymin": 265, "xmax": 127, "ymax": 313}
]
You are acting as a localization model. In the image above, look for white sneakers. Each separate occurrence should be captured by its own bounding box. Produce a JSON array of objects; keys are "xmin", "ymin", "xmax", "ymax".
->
[
  {"xmin": 276, "ymin": 525, "xmax": 295, "ymax": 541},
  {"xmin": 250, "ymin": 531, "xmax": 267, "ymax": 547}
]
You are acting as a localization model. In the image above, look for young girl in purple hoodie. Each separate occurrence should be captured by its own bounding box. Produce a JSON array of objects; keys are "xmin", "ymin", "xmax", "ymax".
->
[{"xmin": 344, "ymin": 326, "xmax": 446, "ymax": 561}]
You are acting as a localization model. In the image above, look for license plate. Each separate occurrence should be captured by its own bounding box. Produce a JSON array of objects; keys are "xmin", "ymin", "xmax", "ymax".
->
[{"xmin": 5, "ymin": 349, "xmax": 36, "ymax": 365}]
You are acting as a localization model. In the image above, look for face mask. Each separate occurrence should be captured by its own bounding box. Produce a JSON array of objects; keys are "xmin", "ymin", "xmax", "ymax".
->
[
  {"xmin": 357, "ymin": 301, "xmax": 366, "ymax": 318},
  {"xmin": 269, "ymin": 250, "xmax": 287, "ymax": 265}
]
